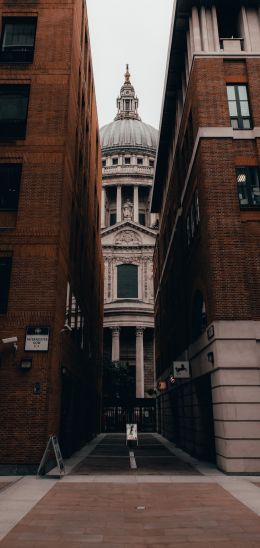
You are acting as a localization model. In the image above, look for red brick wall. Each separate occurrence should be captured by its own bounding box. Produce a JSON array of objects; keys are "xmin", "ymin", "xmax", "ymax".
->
[
  {"xmin": 0, "ymin": 1, "xmax": 103, "ymax": 468},
  {"xmin": 154, "ymin": 56, "xmax": 260, "ymax": 376}
]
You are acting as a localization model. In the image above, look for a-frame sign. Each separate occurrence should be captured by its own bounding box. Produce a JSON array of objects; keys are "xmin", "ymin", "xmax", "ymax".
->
[{"xmin": 37, "ymin": 435, "xmax": 65, "ymax": 478}]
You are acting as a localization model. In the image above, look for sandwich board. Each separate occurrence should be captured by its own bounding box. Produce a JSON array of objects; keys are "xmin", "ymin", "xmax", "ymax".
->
[
  {"xmin": 126, "ymin": 423, "xmax": 138, "ymax": 446},
  {"xmin": 37, "ymin": 435, "xmax": 65, "ymax": 478}
]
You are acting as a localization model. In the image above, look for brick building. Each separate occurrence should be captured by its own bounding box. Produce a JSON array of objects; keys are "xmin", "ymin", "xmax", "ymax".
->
[
  {"xmin": 151, "ymin": 0, "xmax": 260, "ymax": 473},
  {"xmin": 0, "ymin": 0, "xmax": 103, "ymax": 472}
]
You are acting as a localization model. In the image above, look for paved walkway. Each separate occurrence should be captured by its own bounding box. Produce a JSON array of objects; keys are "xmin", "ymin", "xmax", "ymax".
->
[{"xmin": 0, "ymin": 433, "xmax": 260, "ymax": 547}]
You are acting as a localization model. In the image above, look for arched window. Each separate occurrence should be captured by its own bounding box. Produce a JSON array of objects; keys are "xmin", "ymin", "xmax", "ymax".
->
[
  {"xmin": 117, "ymin": 264, "xmax": 138, "ymax": 299},
  {"xmin": 192, "ymin": 291, "xmax": 207, "ymax": 341}
]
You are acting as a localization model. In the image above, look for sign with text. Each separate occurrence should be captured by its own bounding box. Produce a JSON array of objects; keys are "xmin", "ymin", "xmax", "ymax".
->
[
  {"xmin": 126, "ymin": 423, "xmax": 138, "ymax": 441},
  {"xmin": 25, "ymin": 326, "xmax": 50, "ymax": 352},
  {"xmin": 173, "ymin": 361, "xmax": 190, "ymax": 378}
]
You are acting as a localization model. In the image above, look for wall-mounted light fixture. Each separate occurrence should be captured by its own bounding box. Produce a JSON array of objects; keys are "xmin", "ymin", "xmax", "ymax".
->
[{"xmin": 20, "ymin": 358, "xmax": 32, "ymax": 371}]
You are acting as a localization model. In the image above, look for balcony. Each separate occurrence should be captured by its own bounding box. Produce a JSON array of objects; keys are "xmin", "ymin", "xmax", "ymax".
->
[
  {"xmin": 102, "ymin": 164, "xmax": 154, "ymax": 178},
  {"xmin": 220, "ymin": 38, "xmax": 244, "ymax": 53}
]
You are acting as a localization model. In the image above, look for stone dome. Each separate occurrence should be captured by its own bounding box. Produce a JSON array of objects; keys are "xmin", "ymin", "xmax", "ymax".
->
[{"xmin": 100, "ymin": 119, "xmax": 158, "ymax": 153}]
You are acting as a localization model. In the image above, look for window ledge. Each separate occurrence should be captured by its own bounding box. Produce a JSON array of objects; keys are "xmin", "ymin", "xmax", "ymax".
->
[{"xmin": 240, "ymin": 210, "xmax": 260, "ymax": 222}]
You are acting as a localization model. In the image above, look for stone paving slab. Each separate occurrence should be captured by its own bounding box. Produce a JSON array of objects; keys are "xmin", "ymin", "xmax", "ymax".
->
[
  {"xmin": 0, "ymin": 484, "xmax": 12, "ymax": 494},
  {"xmin": 70, "ymin": 433, "xmax": 201, "ymax": 476},
  {"xmin": 72, "ymin": 456, "xmax": 131, "ymax": 475},
  {"xmin": 1, "ymin": 482, "xmax": 260, "ymax": 547}
]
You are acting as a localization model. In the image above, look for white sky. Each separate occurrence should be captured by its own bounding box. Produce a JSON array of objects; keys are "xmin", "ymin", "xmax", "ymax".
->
[{"xmin": 86, "ymin": 0, "xmax": 174, "ymax": 130}]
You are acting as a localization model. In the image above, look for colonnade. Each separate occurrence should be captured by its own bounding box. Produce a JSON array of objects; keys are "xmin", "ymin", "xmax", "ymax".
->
[
  {"xmin": 111, "ymin": 326, "xmax": 145, "ymax": 398},
  {"xmin": 101, "ymin": 185, "xmax": 139, "ymax": 228}
]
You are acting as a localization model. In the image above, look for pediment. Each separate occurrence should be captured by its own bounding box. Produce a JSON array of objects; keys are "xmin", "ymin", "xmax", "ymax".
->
[{"xmin": 101, "ymin": 221, "xmax": 157, "ymax": 247}]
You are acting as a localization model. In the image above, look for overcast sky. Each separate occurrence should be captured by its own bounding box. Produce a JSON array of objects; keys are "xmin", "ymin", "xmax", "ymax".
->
[{"xmin": 86, "ymin": 0, "xmax": 174, "ymax": 130}]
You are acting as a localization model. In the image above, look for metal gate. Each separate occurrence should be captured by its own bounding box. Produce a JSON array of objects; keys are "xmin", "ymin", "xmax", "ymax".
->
[{"xmin": 102, "ymin": 404, "xmax": 156, "ymax": 432}]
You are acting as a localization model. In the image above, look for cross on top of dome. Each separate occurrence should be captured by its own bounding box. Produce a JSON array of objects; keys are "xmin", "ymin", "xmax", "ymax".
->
[{"xmin": 115, "ymin": 65, "xmax": 141, "ymax": 121}]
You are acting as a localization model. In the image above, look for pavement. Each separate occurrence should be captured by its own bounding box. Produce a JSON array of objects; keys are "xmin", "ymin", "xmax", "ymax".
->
[{"xmin": 0, "ymin": 433, "xmax": 260, "ymax": 547}]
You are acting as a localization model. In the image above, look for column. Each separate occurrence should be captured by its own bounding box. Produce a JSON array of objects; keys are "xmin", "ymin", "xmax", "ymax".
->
[
  {"xmin": 116, "ymin": 185, "xmax": 122, "ymax": 223},
  {"xmin": 186, "ymin": 30, "xmax": 192, "ymax": 69},
  {"xmin": 101, "ymin": 188, "xmax": 106, "ymax": 229},
  {"xmin": 192, "ymin": 6, "xmax": 202, "ymax": 52},
  {"xmin": 241, "ymin": 7, "xmax": 252, "ymax": 52},
  {"xmin": 136, "ymin": 327, "xmax": 145, "ymax": 398},
  {"xmin": 200, "ymin": 6, "xmax": 209, "ymax": 52},
  {"xmin": 133, "ymin": 186, "xmax": 139, "ymax": 223},
  {"xmin": 189, "ymin": 17, "xmax": 195, "ymax": 56},
  {"xmin": 111, "ymin": 327, "xmax": 120, "ymax": 362},
  {"xmin": 212, "ymin": 5, "xmax": 220, "ymax": 51}
]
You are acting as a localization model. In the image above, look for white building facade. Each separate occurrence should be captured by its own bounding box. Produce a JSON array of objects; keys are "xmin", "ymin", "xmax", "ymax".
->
[{"xmin": 100, "ymin": 67, "xmax": 158, "ymax": 399}]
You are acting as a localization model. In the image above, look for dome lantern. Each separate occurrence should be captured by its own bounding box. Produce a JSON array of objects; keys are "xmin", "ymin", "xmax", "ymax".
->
[{"xmin": 115, "ymin": 64, "xmax": 141, "ymax": 121}]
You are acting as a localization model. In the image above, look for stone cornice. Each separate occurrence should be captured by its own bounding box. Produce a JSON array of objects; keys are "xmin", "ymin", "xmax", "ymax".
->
[{"xmin": 101, "ymin": 220, "xmax": 158, "ymax": 238}]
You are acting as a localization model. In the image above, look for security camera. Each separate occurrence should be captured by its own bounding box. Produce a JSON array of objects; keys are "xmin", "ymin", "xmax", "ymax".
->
[{"xmin": 2, "ymin": 337, "xmax": 18, "ymax": 344}]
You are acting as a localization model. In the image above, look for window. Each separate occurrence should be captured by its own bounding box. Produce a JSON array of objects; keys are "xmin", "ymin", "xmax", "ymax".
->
[
  {"xmin": 110, "ymin": 212, "xmax": 116, "ymax": 226},
  {"xmin": 0, "ymin": 17, "xmax": 37, "ymax": 63},
  {"xmin": 149, "ymin": 159, "xmax": 154, "ymax": 167},
  {"xmin": 124, "ymin": 157, "xmax": 130, "ymax": 165},
  {"xmin": 217, "ymin": 4, "xmax": 240, "ymax": 39},
  {"xmin": 137, "ymin": 158, "xmax": 143, "ymax": 165},
  {"xmin": 0, "ymin": 84, "xmax": 30, "ymax": 140},
  {"xmin": 236, "ymin": 167, "xmax": 260, "ymax": 208},
  {"xmin": 186, "ymin": 189, "xmax": 200, "ymax": 246},
  {"xmin": 112, "ymin": 158, "xmax": 118, "ymax": 166},
  {"xmin": 139, "ymin": 212, "xmax": 146, "ymax": 226},
  {"xmin": 102, "ymin": 159, "xmax": 106, "ymax": 168},
  {"xmin": 227, "ymin": 85, "xmax": 252, "ymax": 129},
  {"xmin": 0, "ymin": 164, "xmax": 21, "ymax": 211},
  {"xmin": 117, "ymin": 264, "xmax": 138, "ymax": 299},
  {"xmin": 192, "ymin": 291, "xmax": 207, "ymax": 342},
  {"xmin": 125, "ymin": 100, "xmax": 130, "ymax": 110},
  {"xmin": 0, "ymin": 257, "xmax": 12, "ymax": 314}
]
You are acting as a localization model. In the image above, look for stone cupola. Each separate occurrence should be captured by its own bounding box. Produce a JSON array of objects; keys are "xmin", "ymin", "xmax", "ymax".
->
[{"xmin": 115, "ymin": 64, "xmax": 141, "ymax": 121}]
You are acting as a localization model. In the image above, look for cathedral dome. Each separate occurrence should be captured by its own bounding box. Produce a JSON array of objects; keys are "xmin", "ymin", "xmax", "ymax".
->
[
  {"xmin": 100, "ymin": 118, "xmax": 158, "ymax": 152},
  {"xmin": 100, "ymin": 65, "xmax": 158, "ymax": 154}
]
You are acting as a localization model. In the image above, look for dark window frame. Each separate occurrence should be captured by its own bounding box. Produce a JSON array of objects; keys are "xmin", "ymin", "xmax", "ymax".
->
[
  {"xmin": 236, "ymin": 166, "xmax": 260, "ymax": 209},
  {"xmin": 139, "ymin": 212, "xmax": 146, "ymax": 226},
  {"xmin": 124, "ymin": 157, "xmax": 131, "ymax": 165},
  {"xmin": 0, "ymin": 84, "xmax": 30, "ymax": 140},
  {"xmin": 109, "ymin": 211, "xmax": 116, "ymax": 226},
  {"xmin": 186, "ymin": 188, "xmax": 200, "ymax": 247},
  {"xmin": 227, "ymin": 84, "xmax": 252, "ymax": 130},
  {"xmin": 0, "ymin": 256, "xmax": 12, "ymax": 314},
  {"xmin": 117, "ymin": 263, "xmax": 138, "ymax": 299},
  {"xmin": 0, "ymin": 16, "xmax": 37, "ymax": 64},
  {"xmin": 0, "ymin": 163, "xmax": 22, "ymax": 211},
  {"xmin": 191, "ymin": 290, "xmax": 207, "ymax": 342}
]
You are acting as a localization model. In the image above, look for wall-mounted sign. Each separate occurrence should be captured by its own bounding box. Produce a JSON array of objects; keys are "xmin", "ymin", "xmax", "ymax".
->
[
  {"xmin": 207, "ymin": 325, "xmax": 215, "ymax": 340},
  {"xmin": 173, "ymin": 361, "xmax": 190, "ymax": 378},
  {"xmin": 25, "ymin": 327, "xmax": 50, "ymax": 352}
]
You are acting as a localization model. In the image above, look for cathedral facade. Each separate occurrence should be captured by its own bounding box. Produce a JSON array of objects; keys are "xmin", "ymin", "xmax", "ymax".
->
[{"xmin": 100, "ymin": 67, "xmax": 158, "ymax": 400}]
